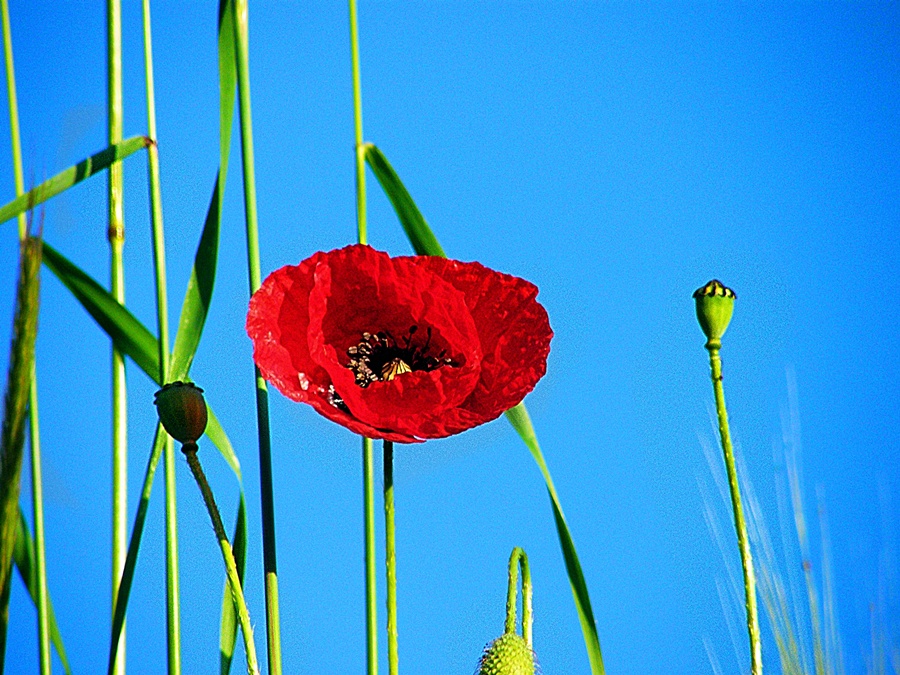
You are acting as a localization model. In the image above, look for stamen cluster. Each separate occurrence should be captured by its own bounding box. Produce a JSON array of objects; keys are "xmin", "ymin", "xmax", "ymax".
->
[{"xmin": 346, "ymin": 325, "xmax": 455, "ymax": 388}]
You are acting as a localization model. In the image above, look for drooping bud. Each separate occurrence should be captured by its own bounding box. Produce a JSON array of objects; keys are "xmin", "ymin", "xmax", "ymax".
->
[
  {"xmin": 154, "ymin": 381, "xmax": 208, "ymax": 445},
  {"xmin": 477, "ymin": 633, "xmax": 535, "ymax": 675},
  {"xmin": 693, "ymin": 279, "xmax": 736, "ymax": 349}
]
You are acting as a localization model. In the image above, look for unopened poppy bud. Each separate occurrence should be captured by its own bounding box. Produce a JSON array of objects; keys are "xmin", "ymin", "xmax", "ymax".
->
[
  {"xmin": 693, "ymin": 279, "xmax": 736, "ymax": 349},
  {"xmin": 154, "ymin": 381, "xmax": 208, "ymax": 445},
  {"xmin": 477, "ymin": 633, "xmax": 535, "ymax": 675}
]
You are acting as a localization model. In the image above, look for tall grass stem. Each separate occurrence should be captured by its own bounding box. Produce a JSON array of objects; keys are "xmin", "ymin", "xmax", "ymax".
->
[
  {"xmin": 349, "ymin": 3, "xmax": 378, "ymax": 673},
  {"xmin": 231, "ymin": 1, "xmax": 283, "ymax": 671},
  {"xmin": 182, "ymin": 445, "xmax": 259, "ymax": 675},
  {"xmin": 384, "ymin": 441, "xmax": 398, "ymax": 675},
  {"xmin": 106, "ymin": 2, "xmax": 135, "ymax": 673},
  {"xmin": 27, "ymin": 380, "xmax": 49, "ymax": 675},
  {"xmin": 138, "ymin": 6, "xmax": 183, "ymax": 670},
  {"xmin": 708, "ymin": 347, "xmax": 762, "ymax": 675},
  {"xmin": 1, "ymin": 5, "xmax": 50, "ymax": 671}
]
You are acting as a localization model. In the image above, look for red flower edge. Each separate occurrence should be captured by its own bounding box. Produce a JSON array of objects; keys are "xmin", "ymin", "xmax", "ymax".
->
[{"xmin": 246, "ymin": 244, "xmax": 552, "ymax": 443}]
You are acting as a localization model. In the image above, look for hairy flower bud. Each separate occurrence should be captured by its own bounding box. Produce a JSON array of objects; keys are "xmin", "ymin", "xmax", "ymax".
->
[
  {"xmin": 477, "ymin": 633, "xmax": 535, "ymax": 675},
  {"xmin": 693, "ymin": 279, "xmax": 736, "ymax": 349},
  {"xmin": 154, "ymin": 381, "xmax": 208, "ymax": 445}
]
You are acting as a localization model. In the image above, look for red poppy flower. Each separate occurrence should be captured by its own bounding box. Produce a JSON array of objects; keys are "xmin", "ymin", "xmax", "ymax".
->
[{"xmin": 246, "ymin": 244, "xmax": 552, "ymax": 443}]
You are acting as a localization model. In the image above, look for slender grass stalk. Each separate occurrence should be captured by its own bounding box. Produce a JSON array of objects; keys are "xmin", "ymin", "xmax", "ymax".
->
[
  {"xmin": 27, "ymin": 384, "xmax": 48, "ymax": 675},
  {"xmin": 707, "ymin": 347, "xmax": 762, "ymax": 675},
  {"xmin": 1, "ymin": 5, "xmax": 49, "ymax": 671},
  {"xmin": 230, "ymin": 1, "xmax": 282, "ymax": 672},
  {"xmin": 137, "ymin": 6, "xmax": 183, "ymax": 672},
  {"xmin": 383, "ymin": 441, "xmax": 398, "ymax": 675},
  {"xmin": 1, "ymin": 0, "xmax": 24, "ymax": 241},
  {"xmin": 106, "ymin": 3, "xmax": 134, "ymax": 674},
  {"xmin": 348, "ymin": 3, "xmax": 378, "ymax": 673},
  {"xmin": 182, "ymin": 443, "xmax": 259, "ymax": 675}
]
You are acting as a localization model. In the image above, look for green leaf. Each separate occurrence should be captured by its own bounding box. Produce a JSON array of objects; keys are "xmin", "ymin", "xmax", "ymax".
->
[
  {"xmin": 505, "ymin": 404, "xmax": 605, "ymax": 675},
  {"xmin": 368, "ymin": 145, "xmax": 606, "ymax": 675},
  {"xmin": 41, "ymin": 242, "xmax": 240, "ymax": 475},
  {"xmin": 218, "ymin": 496, "xmax": 247, "ymax": 675},
  {"xmin": 364, "ymin": 144, "xmax": 446, "ymax": 257},
  {"xmin": 0, "ymin": 137, "xmax": 151, "ymax": 226},
  {"xmin": 169, "ymin": 0, "xmax": 237, "ymax": 382},
  {"xmin": 13, "ymin": 510, "xmax": 71, "ymax": 675},
  {"xmin": 0, "ymin": 237, "xmax": 41, "ymax": 662}
]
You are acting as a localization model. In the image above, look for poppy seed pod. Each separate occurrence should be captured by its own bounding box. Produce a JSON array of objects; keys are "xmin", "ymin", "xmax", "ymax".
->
[
  {"xmin": 154, "ymin": 381, "xmax": 208, "ymax": 445},
  {"xmin": 477, "ymin": 633, "xmax": 536, "ymax": 675},
  {"xmin": 693, "ymin": 279, "xmax": 736, "ymax": 349}
]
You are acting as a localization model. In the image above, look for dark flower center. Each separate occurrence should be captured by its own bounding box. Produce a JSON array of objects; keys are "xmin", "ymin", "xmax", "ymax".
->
[{"xmin": 345, "ymin": 325, "xmax": 456, "ymax": 388}]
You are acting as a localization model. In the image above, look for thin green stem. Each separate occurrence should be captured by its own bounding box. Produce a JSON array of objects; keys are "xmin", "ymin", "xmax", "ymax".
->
[
  {"xmin": 349, "ymin": 4, "xmax": 378, "ymax": 674},
  {"xmin": 106, "ymin": 2, "xmax": 132, "ymax": 674},
  {"xmin": 708, "ymin": 348, "xmax": 762, "ymax": 675},
  {"xmin": 137, "ymin": 5, "xmax": 182, "ymax": 671},
  {"xmin": 28, "ymin": 381, "xmax": 49, "ymax": 675},
  {"xmin": 504, "ymin": 548, "xmax": 532, "ymax": 647},
  {"xmin": 182, "ymin": 445, "xmax": 259, "ymax": 675},
  {"xmin": 1, "ymin": 5, "xmax": 49, "ymax": 671},
  {"xmin": 349, "ymin": 0, "xmax": 366, "ymax": 246},
  {"xmin": 0, "ymin": 0, "xmax": 23, "ymax": 240},
  {"xmin": 108, "ymin": 426, "xmax": 166, "ymax": 675},
  {"xmin": 383, "ymin": 441, "xmax": 398, "ymax": 675},
  {"xmin": 363, "ymin": 437, "xmax": 378, "ymax": 675},
  {"xmin": 231, "ymin": 1, "xmax": 282, "ymax": 672}
]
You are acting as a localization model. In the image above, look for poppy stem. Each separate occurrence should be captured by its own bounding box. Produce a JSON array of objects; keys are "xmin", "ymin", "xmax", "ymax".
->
[
  {"xmin": 349, "ymin": 2, "xmax": 379, "ymax": 674},
  {"xmin": 384, "ymin": 440, "xmax": 399, "ymax": 675},
  {"xmin": 363, "ymin": 437, "xmax": 379, "ymax": 674},
  {"xmin": 706, "ymin": 346, "xmax": 762, "ymax": 675},
  {"xmin": 182, "ymin": 444, "xmax": 260, "ymax": 675}
]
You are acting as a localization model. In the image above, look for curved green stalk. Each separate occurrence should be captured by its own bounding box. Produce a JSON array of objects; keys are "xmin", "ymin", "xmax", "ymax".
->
[
  {"xmin": 230, "ymin": 1, "xmax": 282, "ymax": 671},
  {"xmin": 1, "ymin": 4, "xmax": 49, "ymax": 672},
  {"xmin": 707, "ymin": 347, "xmax": 762, "ymax": 675},
  {"xmin": 505, "ymin": 548, "xmax": 532, "ymax": 648},
  {"xmin": 138, "ymin": 4, "xmax": 182, "ymax": 673},
  {"xmin": 349, "ymin": 3, "xmax": 378, "ymax": 674},
  {"xmin": 182, "ymin": 445, "xmax": 259, "ymax": 675},
  {"xmin": 106, "ymin": 3, "xmax": 134, "ymax": 674},
  {"xmin": 383, "ymin": 441, "xmax": 398, "ymax": 675}
]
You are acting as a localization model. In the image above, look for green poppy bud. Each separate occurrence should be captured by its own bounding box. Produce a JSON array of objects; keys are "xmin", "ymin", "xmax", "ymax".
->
[
  {"xmin": 477, "ymin": 633, "xmax": 535, "ymax": 675},
  {"xmin": 154, "ymin": 381, "xmax": 208, "ymax": 445},
  {"xmin": 693, "ymin": 279, "xmax": 736, "ymax": 349}
]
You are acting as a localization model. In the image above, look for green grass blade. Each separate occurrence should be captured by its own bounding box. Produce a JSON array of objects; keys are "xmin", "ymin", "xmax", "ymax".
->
[
  {"xmin": 0, "ymin": 137, "xmax": 150, "ymax": 227},
  {"xmin": 42, "ymin": 242, "xmax": 157, "ymax": 376},
  {"xmin": 219, "ymin": 495, "xmax": 247, "ymax": 675},
  {"xmin": 169, "ymin": 177, "xmax": 225, "ymax": 381},
  {"xmin": 40, "ymin": 243, "xmax": 241, "ymax": 475},
  {"xmin": 363, "ymin": 144, "xmax": 445, "ymax": 257},
  {"xmin": 169, "ymin": 0, "xmax": 237, "ymax": 382},
  {"xmin": 366, "ymin": 144, "xmax": 606, "ymax": 674},
  {"xmin": 13, "ymin": 510, "xmax": 71, "ymax": 675},
  {"xmin": 0, "ymin": 236, "xmax": 41, "ymax": 670},
  {"xmin": 107, "ymin": 424, "xmax": 165, "ymax": 675},
  {"xmin": 505, "ymin": 404, "xmax": 606, "ymax": 674}
]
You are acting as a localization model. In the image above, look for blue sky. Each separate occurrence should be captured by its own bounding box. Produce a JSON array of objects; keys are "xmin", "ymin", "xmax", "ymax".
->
[{"xmin": 2, "ymin": 2, "xmax": 899, "ymax": 673}]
